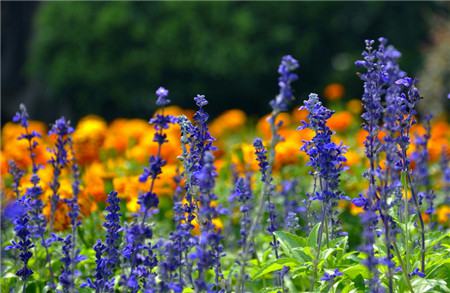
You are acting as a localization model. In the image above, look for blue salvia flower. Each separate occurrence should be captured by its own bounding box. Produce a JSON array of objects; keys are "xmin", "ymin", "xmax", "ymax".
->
[
  {"xmin": 395, "ymin": 76, "xmax": 426, "ymax": 273},
  {"xmin": 321, "ymin": 269, "xmax": 343, "ymax": 282},
  {"xmin": 299, "ymin": 93, "xmax": 348, "ymax": 290},
  {"xmin": 54, "ymin": 119, "xmax": 86, "ymax": 292},
  {"xmin": 83, "ymin": 191, "xmax": 121, "ymax": 292},
  {"xmin": 103, "ymin": 191, "xmax": 122, "ymax": 284},
  {"xmin": 270, "ymin": 55, "xmax": 300, "ymax": 113},
  {"xmin": 5, "ymin": 213, "xmax": 34, "ymax": 286},
  {"xmin": 177, "ymin": 115, "xmax": 199, "ymax": 289},
  {"xmin": 122, "ymin": 87, "xmax": 174, "ymax": 291},
  {"xmin": 375, "ymin": 38, "xmax": 406, "ymax": 289},
  {"xmin": 8, "ymin": 160, "xmax": 25, "ymax": 199},
  {"xmin": 176, "ymin": 95, "xmax": 216, "ymax": 290},
  {"xmin": 13, "ymin": 104, "xmax": 56, "ymax": 288},
  {"xmin": 121, "ymin": 224, "xmax": 157, "ymax": 293},
  {"xmin": 139, "ymin": 87, "xmax": 175, "ymax": 221},
  {"xmin": 250, "ymin": 56, "xmax": 298, "ymax": 291},
  {"xmin": 59, "ymin": 233, "xmax": 84, "ymax": 292},
  {"xmin": 352, "ymin": 196, "xmax": 382, "ymax": 292},
  {"xmin": 82, "ymin": 240, "xmax": 112, "ymax": 292},
  {"xmin": 158, "ymin": 173, "xmax": 189, "ymax": 292},
  {"xmin": 191, "ymin": 151, "xmax": 225, "ymax": 292},
  {"xmin": 280, "ymin": 180, "xmax": 304, "ymax": 232},
  {"xmin": 155, "ymin": 86, "xmax": 170, "ymax": 106},
  {"xmin": 253, "ymin": 138, "xmax": 270, "ymax": 183},
  {"xmin": 253, "ymin": 138, "xmax": 279, "ymax": 255},
  {"xmin": 234, "ymin": 177, "xmax": 253, "ymax": 293},
  {"xmin": 191, "ymin": 94, "xmax": 216, "ymax": 172},
  {"xmin": 2, "ymin": 201, "xmax": 26, "ymax": 223},
  {"xmin": 48, "ymin": 117, "xmax": 74, "ymax": 232},
  {"xmin": 59, "ymin": 134, "xmax": 86, "ymax": 292},
  {"xmin": 354, "ymin": 39, "xmax": 385, "ymax": 292},
  {"xmin": 299, "ymin": 93, "xmax": 348, "ymax": 233}
]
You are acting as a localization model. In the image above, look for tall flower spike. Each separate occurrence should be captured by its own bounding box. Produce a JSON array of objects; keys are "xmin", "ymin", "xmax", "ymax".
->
[
  {"xmin": 235, "ymin": 177, "xmax": 254, "ymax": 293},
  {"xmin": 354, "ymin": 39, "xmax": 387, "ymax": 292},
  {"xmin": 82, "ymin": 191, "xmax": 121, "ymax": 292},
  {"xmin": 122, "ymin": 87, "xmax": 174, "ymax": 291},
  {"xmin": 158, "ymin": 173, "xmax": 188, "ymax": 292},
  {"xmin": 299, "ymin": 93, "xmax": 348, "ymax": 290},
  {"xmin": 48, "ymin": 117, "xmax": 74, "ymax": 232},
  {"xmin": 270, "ymin": 55, "xmax": 300, "ymax": 113},
  {"xmin": 5, "ymin": 214, "xmax": 34, "ymax": 286},
  {"xmin": 253, "ymin": 138, "xmax": 280, "ymax": 256},
  {"xmin": 13, "ymin": 104, "xmax": 56, "ymax": 289},
  {"xmin": 191, "ymin": 151, "xmax": 225, "ymax": 292},
  {"xmin": 395, "ymin": 76, "xmax": 426, "ymax": 274}
]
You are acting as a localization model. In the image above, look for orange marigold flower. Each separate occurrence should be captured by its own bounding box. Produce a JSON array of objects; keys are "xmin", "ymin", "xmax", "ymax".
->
[
  {"xmin": 344, "ymin": 150, "xmax": 360, "ymax": 167},
  {"xmin": 436, "ymin": 205, "xmax": 450, "ymax": 225},
  {"xmin": 292, "ymin": 108, "xmax": 309, "ymax": 123},
  {"xmin": 346, "ymin": 99, "xmax": 362, "ymax": 115},
  {"xmin": 257, "ymin": 113, "xmax": 291, "ymax": 139},
  {"xmin": 324, "ymin": 83, "xmax": 345, "ymax": 101},
  {"xmin": 326, "ymin": 111, "xmax": 354, "ymax": 132},
  {"xmin": 350, "ymin": 203, "xmax": 364, "ymax": 216},
  {"xmin": 74, "ymin": 116, "xmax": 107, "ymax": 165},
  {"xmin": 210, "ymin": 109, "xmax": 247, "ymax": 138}
]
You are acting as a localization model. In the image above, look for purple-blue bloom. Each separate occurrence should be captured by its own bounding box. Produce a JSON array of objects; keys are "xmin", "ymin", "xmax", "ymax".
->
[
  {"xmin": 6, "ymin": 214, "xmax": 34, "ymax": 282},
  {"xmin": 270, "ymin": 55, "xmax": 299, "ymax": 112},
  {"xmin": 48, "ymin": 117, "xmax": 74, "ymax": 232},
  {"xmin": 321, "ymin": 269, "xmax": 343, "ymax": 282},
  {"xmin": 13, "ymin": 104, "xmax": 56, "ymax": 288}
]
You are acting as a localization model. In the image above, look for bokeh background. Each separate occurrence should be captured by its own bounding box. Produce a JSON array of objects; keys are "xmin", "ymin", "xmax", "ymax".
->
[{"xmin": 2, "ymin": 2, "xmax": 450, "ymax": 124}]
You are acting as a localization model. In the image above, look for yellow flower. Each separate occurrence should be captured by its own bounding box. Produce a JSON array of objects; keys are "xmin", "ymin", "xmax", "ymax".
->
[
  {"xmin": 73, "ymin": 116, "xmax": 107, "ymax": 165},
  {"xmin": 437, "ymin": 205, "xmax": 450, "ymax": 225},
  {"xmin": 350, "ymin": 203, "xmax": 364, "ymax": 216}
]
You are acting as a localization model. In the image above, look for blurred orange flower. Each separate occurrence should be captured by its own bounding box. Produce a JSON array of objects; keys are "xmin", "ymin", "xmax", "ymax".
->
[
  {"xmin": 210, "ymin": 109, "xmax": 247, "ymax": 137},
  {"xmin": 324, "ymin": 83, "xmax": 345, "ymax": 101},
  {"xmin": 346, "ymin": 99, "xmax": 362, "ymax": 115},
  {"xmin": 257, "ymin": 113, "xmax": 291, "ymax": 139},
  {"xmin": 327, "ymin": 111, "xmax": 354, "ymax": 132},
  {"xmin": 74, "ymin": 116, "xmax": 107, "ymax": 165}
]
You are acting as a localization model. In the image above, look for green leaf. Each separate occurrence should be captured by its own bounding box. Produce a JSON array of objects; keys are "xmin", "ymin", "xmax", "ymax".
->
[
  {"xmin": 308, "ymin": 223, "xmax": 321, "ymax": 247},
  {"xmin": 352, "ymin": 274, "xmax": 366, "ymax": 291},
  {"xmin": 342, "ymin": 264, "xmax": 369, "ymax": 279},
  {"xmin": 411, "ymin": 278, "xmax": 450, "ymax": 293},
  {"xmin": 252, "ymin": 257, "xmax": 299, "ymax": 280},
  {"xmin": 274, "ymin": 231, "xmax": 306, "ymax": 261}
]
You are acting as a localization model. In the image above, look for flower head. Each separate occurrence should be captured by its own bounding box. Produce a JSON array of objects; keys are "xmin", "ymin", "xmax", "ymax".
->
[{"xmin": 270, "ymin": 55, "xmax": 299, "ymax": 112}]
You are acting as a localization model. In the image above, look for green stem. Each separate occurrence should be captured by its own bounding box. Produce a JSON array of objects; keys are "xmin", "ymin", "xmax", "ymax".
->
[
  {"xmin": 393, "ymin": 242, "xmax": 415, "ymax": 293},
  {"xmin": 401, "ymin": 171, "xmax": 410, "ymax": 273}
]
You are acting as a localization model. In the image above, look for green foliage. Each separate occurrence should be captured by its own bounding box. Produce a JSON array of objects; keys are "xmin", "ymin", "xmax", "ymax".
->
[
  {"xmin": 246, "ymin": 221, "xmax": 450, "ymax": 292},
  {"xmin": 27, "ymin": 2, "xmax": 436, "ymax": 121}
]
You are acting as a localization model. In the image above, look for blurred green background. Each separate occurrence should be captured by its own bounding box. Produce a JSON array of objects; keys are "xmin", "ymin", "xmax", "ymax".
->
[{"xmin": 2, "ymin": 2, "xmax": 449, "ymax": 123}]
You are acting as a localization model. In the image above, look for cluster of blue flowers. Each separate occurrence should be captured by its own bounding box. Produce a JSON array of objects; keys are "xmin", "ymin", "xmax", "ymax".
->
[
  {"xmin": 352, "ymin": 38, "xmax": 434, "ymax": 292},
  {"xmin": 3, "ymin": 40, "xmax": 447, "ymax": 293}
]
